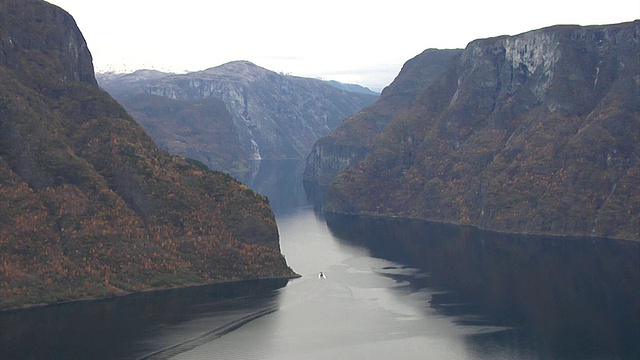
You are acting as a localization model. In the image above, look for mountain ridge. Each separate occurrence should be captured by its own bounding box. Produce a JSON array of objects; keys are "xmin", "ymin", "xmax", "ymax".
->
[
  {"xmin": 0, "ymin": 0, "xmax": 295, "ymax": 310},
  {"xmin": 316, "ymin": 21, "xmax": 640, "ymax": 240},
  {"xmin": 304, "ymin": 49, "xmax": 463, "ymax": 202},
  {"xmin": 97, "ymin": 61, "xmax": 378, "ymax": 173}
]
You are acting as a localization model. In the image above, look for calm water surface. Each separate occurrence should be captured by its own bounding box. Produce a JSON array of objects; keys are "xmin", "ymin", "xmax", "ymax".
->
[{"xmin": 1, "ymin": 160, "xmax": 638, "ymax": 359}]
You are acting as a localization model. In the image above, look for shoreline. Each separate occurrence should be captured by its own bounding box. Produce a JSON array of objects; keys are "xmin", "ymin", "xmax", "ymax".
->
[
  {"xmin": 322, "ymin": 210, "xmax": 640, "ymax": 243},
  {"xmin": 0, "ymin": 273, "xmax": 301, "ymax": 313}
]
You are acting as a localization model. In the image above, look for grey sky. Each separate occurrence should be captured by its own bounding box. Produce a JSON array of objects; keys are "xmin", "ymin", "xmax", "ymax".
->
[{"xmin": 47, "ymin": 0, "xmax": 639, "ymax": 91}]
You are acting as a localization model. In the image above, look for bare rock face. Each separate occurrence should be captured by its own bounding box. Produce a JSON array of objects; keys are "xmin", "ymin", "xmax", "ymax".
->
[
  {"xmin": 322, "ymin": 21, "xmax": 640, "ymax": 241},
  {"xmin": 0, "ymin": 0, "xmax": 96, "ymax": 87},
  {"xmin": 98, "ymin": 62, "xmax": 378, "ymax": 173}
]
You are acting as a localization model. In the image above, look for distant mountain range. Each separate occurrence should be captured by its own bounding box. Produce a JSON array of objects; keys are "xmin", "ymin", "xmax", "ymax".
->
[
  {"xmin": 323, "ymin": 80, "xmax": 380, "ymax": 95},
  {"xmin": 0, "ymin": 0, "xmax": 295, "ymax": 310},
  {"xmin": 97, "ymin": 63, "xmax": 378, "ymax": 174},
  {"xmin": 307, "ymin": 21, "xmax": 640, "ymax": 241}
]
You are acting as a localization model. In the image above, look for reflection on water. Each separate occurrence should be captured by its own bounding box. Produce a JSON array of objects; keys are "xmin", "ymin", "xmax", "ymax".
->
[
  {"xmin": 171, "ymin": 208, "xmax": 519, "ymax": 360},
  {"xmin": 241, "ymin": 160, "xmax": 309, "ymax": 216},
  {"xmin": 0, "ymin": 279, "xmax": 288, "ymax": 360},
  {"xmin": 326, "ymin": 213, "xmax": 640, "ymax": 359},
  {"xmin": 2, "ymin": 159, "xmax": 639, "ymax": 359}
]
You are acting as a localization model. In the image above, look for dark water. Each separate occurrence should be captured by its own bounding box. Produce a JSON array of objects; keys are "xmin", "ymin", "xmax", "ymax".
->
[
  {"xmin": 0, "ymin": 279, "xmax": 288, "ymax": 359},
  {"xmin": 1, "ymin": 160, "xmax": 639, "ymax": 359},
  {"xmin": 325, "ymin": 213, "xmax": 640, "ymax": 359}
]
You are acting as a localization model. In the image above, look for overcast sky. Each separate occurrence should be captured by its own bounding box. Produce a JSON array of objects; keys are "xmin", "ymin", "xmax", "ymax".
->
[{"xmin": 47, "ymin": 0, "xmax": 638, "ymax": 91}]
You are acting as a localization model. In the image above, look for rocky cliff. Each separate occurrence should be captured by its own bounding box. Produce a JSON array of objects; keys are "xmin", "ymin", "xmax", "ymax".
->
[
  {"xmin": 323, "ymin": 21, "xmax": 640, "ymax": 241},
  {"xmin": 98, "ymin": 62, "xmax": 378, "ymax": 173},
  {"xmin": 0, "ymin": 0, "xmax": 295, "ymax": 310}
]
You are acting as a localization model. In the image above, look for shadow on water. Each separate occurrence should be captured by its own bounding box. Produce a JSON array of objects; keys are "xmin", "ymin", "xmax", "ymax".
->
[
  {"xmin": 0, "ymin": 279, "xmax": 289, "ymax": 360},
  {"xmin": 4, "ymin": 158, "xmax": 639, "ymax": 359},
  {"xmin": 241, "ymin": 159, "xmax": 309, "ymax": 216},
  {"xmin": 325, "ymin": 213, "xmax": 640, "ymax": 359}
]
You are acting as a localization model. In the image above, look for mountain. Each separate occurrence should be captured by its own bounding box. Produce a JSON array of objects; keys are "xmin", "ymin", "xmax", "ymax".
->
[
  {"xmin": 98, "ymin": 69, "xmax": 246, "ymax": 173},
  {"xmin": 319, "ymin": 21, "xmax": 640, "ymax": 241},
  {"xmin": 304, "ymin": 49, "xmax": 463, "ymax": 202},
  {"xmin": 0, "ymin": 0, "xmax": 295, "ymax": 310},
  {"xmin": 324, "ymin": 80, "xmax": 380, "ymax": 95},
  {"xmin": 119, "ymin": 93, "xmax": 247, "ymax": 174},
  {"xmin": 97, "ymin": 62, "xmax": 378, "ymax": 174}
]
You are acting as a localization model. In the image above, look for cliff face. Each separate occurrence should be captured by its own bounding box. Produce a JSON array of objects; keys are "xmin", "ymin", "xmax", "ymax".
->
[
  {"xmin": 0, "ymin": 0, "xmax": 96, "ymax": 88},
  {"xmin": 0, "ymin": 0, "xmax": 294, "ymax": 310},
  {"xmin": 324, "ymin": 21, "xmax": 640, "ymax": 241},
  {"xmin": 98, "ymin": 62, "xmax": 378, "ymax": 172},
  {"xmin": 303, "ymin": 49, "xmax": 462, "ymax": 200}
]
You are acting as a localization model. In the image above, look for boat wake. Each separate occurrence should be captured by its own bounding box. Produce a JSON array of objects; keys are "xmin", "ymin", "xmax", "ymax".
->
[{"xmin": 137, "ymin": 306, "xmax": 278, "ymax": 360}]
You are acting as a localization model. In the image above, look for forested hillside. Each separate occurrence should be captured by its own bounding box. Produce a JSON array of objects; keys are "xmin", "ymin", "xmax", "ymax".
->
[
  {"xmin": 323, "ymin": 22, "xmax": 640, "ymax": 240},
  {"xmin": 0, "ymin": 0, "xmax": 295, "ymax": 310}
]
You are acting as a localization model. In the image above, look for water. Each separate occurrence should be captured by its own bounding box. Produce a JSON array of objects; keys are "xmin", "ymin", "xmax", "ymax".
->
[
  {"xmin": 1, "ymin": 160, "xmax": 639, "ymax": 359},
  {"xmin": 325, "ymin": 213, "xmax": 640, "ymax": 359},
  {"xmin": 171, "ymin": 209, "xmax": 501, "ymax": 360}
]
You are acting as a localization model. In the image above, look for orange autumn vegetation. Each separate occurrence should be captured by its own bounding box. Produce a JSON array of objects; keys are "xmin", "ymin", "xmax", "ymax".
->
[{"xmin": 0, "ymin": 0, "xmax": 294, "ymax": 310}]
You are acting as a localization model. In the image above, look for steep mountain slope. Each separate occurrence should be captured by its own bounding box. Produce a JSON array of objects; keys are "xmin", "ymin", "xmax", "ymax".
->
[
  {"xmin": 118, "ymin": 93, "xmax": 246, "ymax": 173},
  {"xmin": 304, "ymin": 49, "xmax": 462, "ymax": 201},
  {"xmin": 98, "ymin": 63, "xmax": 378, "ymax": 173},
  {"xmin": 324, "ymin": 21, "xmax": 640, "ymax": 241},
  {"xmin": 0, "ymin": 0, "xmax": 294, "ymax": 310}
]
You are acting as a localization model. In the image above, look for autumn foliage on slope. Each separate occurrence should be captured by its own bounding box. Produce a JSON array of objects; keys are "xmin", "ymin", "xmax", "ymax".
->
[
  {"xmin": 0, "ymin": 0, "xmax": 293, "ymax": 310},
  {"xmin": 326, "ymin": 22, "xmax": 640, "ymax": 240}
]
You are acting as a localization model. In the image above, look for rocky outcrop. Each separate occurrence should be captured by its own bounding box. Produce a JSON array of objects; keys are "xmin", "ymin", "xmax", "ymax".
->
[
  {"xmin": 0, "ymin": 0, "xmax": 96, "ymax": 88},
  {"xmin": 323, "ymin": 21, "xmax": 640, "ymax": 241},
  {"xmin": 303, "ymin": 49, "xmax": 462, "ymax": 200},
  {"xmin": 98, "ymin": 62, "xmax": 378, "ymax": 172},
  {"xmin": 0, "ymin": 0, "xmax": 295, "ymax": 310}
]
